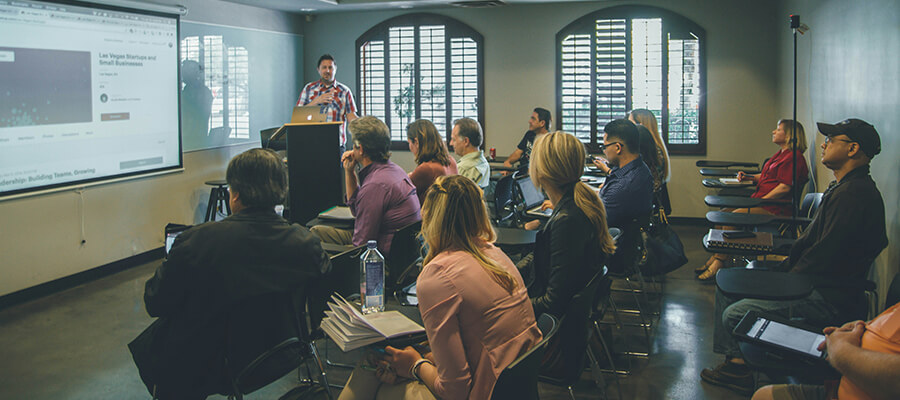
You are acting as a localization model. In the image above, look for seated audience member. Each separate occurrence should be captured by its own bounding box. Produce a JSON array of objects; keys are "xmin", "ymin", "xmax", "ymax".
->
[
  {"xmin": 450, "ymin": 117, "xmax": 490, "ymax": 188},
  {"xmin": 752, "ymin": 301, "xmax": 900, "ymax": 400},
  {"xmin": 635, "ymin": 124, "xmax": 662, "ymax": 189},
  {"xmin": 311, "ymin": 116, "xmax": 421, "ymax": 255},
  {"xmin": 129, "ymin": 148, "xmax": 331, "ymax": 400},
  {"xmin": 701, "ymin": 118, "xmax": 888, "ymax": 396},
  {"xmin": 627, "ymin": 108, "xmax": 670, "ymax": 188},
  {"xmin": 596, "ymin": 119, "xmax": 654, "ymax": 230},
  {"xmin": 696, "ymin": 119, "xmax": 810, "ymax": 281},
  {"xmin": 406, "ymin": 119, "xmax": 457, "ymax": 205},
  {"xmin": 338, "ymin": 175, "xmax": 542, "ymax": 400},
  {"xmin": 523, "ymin": 131, "xmax": 617, "ymax": 376},
  {"xmin": 503, "ymin": 107, "xmax": 552, "ymax": 170}
]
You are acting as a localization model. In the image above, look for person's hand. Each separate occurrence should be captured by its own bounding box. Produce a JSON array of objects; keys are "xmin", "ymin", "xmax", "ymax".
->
[
  {"xmin": 341, "ymin": 150, "xmax": 357, "ymax": 170},
  {"xmin": 736, "ymin": 171, "xmax": 747, "ymax": 181},
  {"xmin": 374, "ymin": 359, "xmax": 399, "ymax": 384},
  {"xmin": 503, "ymin": 160, "xmax": 513, "ymax": 168},
  {"xmin": 540, "ymin": 200, "xmax": 554, "ymax": 211},
  {"xmin": 592, "ymin": 157, "xmax": 610, "ymax": 173},
  {"xmin": 819, "ymin": 320, "xmax": 865, "ymax": 352},
  {"xmin": 524, "ymin": 220, "xmax": 541, "ymax": 231},
  {"xmin": 312, "ymin": 89, "xmax": 335, "ymax": 106},
  {"xmin": 385, "ymin": 346, "xmax": 423, "ymax": 379}
]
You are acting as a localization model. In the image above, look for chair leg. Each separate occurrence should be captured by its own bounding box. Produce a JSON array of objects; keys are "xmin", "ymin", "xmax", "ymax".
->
[
  {"xmin": 308, "ymin": 342, "xmax": 335, "ymax": 400},
  {"xmin": 205, "ymin": 188, "xmax": 217, "ymax": 222},
  {"xmin": 323, "ymin": 338, "xmax": 355, "ymax": 370},
  {"xmin": 567, "ymin": 386, "xmax": 576, "ymax": 400}
]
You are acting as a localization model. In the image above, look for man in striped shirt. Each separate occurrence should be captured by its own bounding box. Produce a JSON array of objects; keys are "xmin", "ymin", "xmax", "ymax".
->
[{"xmin": 296, "ymin": 54, "xmax": 359, "ymax": 148}]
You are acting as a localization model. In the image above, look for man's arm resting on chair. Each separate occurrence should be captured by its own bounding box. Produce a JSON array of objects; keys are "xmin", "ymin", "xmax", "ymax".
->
[{"xmin": 822, "ymin": 321, "xmax": 900, "ymax": 399}]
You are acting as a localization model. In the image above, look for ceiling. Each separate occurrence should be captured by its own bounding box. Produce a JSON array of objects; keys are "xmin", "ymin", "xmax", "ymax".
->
[{"xmin": 218, "ymin": 0, "xmax": 596, "ymax": 15}]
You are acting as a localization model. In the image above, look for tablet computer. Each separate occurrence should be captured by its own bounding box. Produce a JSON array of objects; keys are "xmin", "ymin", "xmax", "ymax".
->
[{"xmin": 733, "ymin": 311, "xmax": 828, "ymax": 364}]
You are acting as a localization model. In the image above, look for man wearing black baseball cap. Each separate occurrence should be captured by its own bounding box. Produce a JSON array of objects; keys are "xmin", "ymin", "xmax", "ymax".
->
[{"xmin": 701, "ymin": 118, "xmax": 888, "ymax": 396}]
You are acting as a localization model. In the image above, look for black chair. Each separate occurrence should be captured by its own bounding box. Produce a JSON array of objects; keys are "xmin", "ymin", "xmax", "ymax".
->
[
  {"xmin": 384, "ymin": 220, "xmax": 423, "ymax": 291},
  {"xmin": 491, "ymin": 313, "xmax": 560, "ymax": 400},
  {"xmin": 599, "ymin": 215, "xmax": 655, "ymax": 362},
  {"xmin": 222, "ymin": 290, "xmax": 333, "ymax": 400},
  {"xmin": 539, "ymin": 268, "xmax": 613, "ymax": 399},
  {"xmin": 490, "ymin": 173, "xmax": 516, "ymax": 225}
]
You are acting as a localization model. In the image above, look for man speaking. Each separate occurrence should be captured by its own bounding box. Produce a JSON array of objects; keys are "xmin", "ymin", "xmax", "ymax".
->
[{"xmin": 297, "ymin": 54, "xmax": 359, "ymax": 149}]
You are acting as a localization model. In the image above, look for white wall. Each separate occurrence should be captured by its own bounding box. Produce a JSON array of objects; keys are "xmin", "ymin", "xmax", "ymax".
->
[
  {"xmin": 0, "ymin": 0, "xmax": 305, "ymax": 297},
  {"xmin": 776, "ymin": 0, "xmax": 899, "ymax": 308},
  {"xmin": 302, "ymin": 0, "xmax": 783, "ymax": 219}
]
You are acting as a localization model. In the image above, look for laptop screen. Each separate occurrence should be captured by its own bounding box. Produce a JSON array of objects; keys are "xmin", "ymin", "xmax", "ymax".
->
[{"xmin": 517, "ymin": 176, "xmax": 545, "ymax": 208}]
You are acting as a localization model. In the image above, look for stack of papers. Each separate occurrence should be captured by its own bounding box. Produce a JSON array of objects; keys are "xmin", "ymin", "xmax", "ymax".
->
[{"xmin": 320, "ymin": 294, "xmax": 425, "ymax": 352}]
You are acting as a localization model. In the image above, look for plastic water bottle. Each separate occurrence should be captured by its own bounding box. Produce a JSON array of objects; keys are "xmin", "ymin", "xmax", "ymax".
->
[{"xmin": 360, "ymin": 240, "xmax": 385, "ymax": 314}]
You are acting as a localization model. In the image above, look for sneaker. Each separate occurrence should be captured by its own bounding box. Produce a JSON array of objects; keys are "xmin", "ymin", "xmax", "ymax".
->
[{"xmin": 700, "ymin": 361, "xmax": 754, "ymax": 395}]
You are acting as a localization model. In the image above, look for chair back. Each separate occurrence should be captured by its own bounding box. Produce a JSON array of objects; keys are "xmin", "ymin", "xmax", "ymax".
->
[
  {"xmin": 384, "ymin": 220, "xmax": 422, "ymax": 290},
  {"xmin": 224, "ymin": 290, "xmax": 310, "ymax": 396},
  {"xmin": 491, "ymin": 313, "xmax": 560, "ymax": 400},
  {"xmin": 539, "ymin": 267, "xmax": 609, "ymax": 384},
  {"xmin": 490, "ymin": 173, "xmax": 516, "ymax": 222},
  {"xmin": 608, "ymin": 215, "xmax": 650, "ymax": 275},
  {"xmin": 799, "ymin": 193, "xmax": 823, "ymax": 219}
]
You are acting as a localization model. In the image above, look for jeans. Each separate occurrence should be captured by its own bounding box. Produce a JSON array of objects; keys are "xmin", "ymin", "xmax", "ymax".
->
[{"xmin": 712, "ymin": 288, "xmax": 839, "ymax": 358}]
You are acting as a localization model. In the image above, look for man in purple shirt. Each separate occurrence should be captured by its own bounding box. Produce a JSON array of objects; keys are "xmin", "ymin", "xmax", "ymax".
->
[{"xmin": 310, "ymin": 116, "xmax": 421, "ymax": 255}]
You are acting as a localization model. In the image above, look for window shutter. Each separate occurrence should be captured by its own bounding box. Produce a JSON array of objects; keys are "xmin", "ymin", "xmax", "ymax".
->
[
  {"xmin": 594, "ymin": 19, "xmax": 627, "ymax": 138},
  {"xmin": 560, "ymin": 33, "xmax": 592, "ymax": 141}
]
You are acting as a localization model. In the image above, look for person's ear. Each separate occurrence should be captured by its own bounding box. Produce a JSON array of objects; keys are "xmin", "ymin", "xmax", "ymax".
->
[{"xmin": 846, "ymin": 142, "xmax": 861, "ymax": 159}]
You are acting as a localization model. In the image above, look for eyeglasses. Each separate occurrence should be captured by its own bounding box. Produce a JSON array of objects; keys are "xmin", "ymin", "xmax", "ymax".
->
[
  {"xmin": 599, "ymin": 142, "xmax": 622, "ymax": 150},
  {"xmin": 823, "ymin": 136, "xmax": 855, "ymax": 146}
]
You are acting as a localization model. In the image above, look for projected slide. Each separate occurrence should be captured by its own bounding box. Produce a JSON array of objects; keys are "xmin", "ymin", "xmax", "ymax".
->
[
  {"xmin": 0, "ymin": 0, "xmax": 181, "ymax": 198},
  {"xmin": 0, "ymin": 47, "xmax": 92, "ymax": 127}
]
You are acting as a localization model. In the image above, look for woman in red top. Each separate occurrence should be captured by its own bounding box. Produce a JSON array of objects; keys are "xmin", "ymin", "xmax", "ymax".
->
[
  {"xmin": 697, "ymin": 119, "xmax": 809, "ymax": 281},
  {"xmin": 406, "ymin": 119, "xmax": 458, "ymax": 205}
]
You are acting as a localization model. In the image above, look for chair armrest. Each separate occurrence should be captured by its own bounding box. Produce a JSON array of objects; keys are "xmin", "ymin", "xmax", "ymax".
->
[
  {"xmin": 696, "ymin": 160, "xmax": 760, "ymax": 168},
  {"xmin": 716, "ymin": 269, "xmax": 813, "ymax": 300}
]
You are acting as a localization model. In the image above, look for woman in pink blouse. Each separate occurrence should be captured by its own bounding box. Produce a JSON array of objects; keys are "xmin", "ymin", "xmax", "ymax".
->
[
  {"xmin": 338, "ymin": 175, "xmax": 541, "ymax": 400},
  {"xmin": 406, "ymin": 119, "xmax": 457, "ymax": 205}
]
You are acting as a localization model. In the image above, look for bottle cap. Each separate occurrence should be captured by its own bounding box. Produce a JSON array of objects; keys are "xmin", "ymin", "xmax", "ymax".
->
[{"xmin": 367, "ymin": 240, "xmax": 377, "ymax": 249}]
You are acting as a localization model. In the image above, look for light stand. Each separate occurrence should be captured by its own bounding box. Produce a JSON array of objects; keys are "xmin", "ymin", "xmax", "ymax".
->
[{"xmin": 790, "ymin": 14, "xmax": 800, "ymax": 221}]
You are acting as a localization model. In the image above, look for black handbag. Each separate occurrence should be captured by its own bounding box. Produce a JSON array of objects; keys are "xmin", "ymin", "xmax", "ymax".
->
[{"xmin": 639, "ymin": 213, "xmax": 688, "ymax": 276}]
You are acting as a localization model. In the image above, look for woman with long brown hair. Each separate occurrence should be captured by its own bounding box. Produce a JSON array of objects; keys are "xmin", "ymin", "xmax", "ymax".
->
[
  {"xmin": 339, "ymin": 175, "xmax": 540, "ymax": 400},
  {"xmin": 406, "ymin": 119, "xmax": 457, "ymax": 205}
]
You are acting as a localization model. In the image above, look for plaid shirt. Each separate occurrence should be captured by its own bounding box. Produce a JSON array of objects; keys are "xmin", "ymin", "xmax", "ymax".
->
[{"xmin": 296, "ymin": 80, "xmax": 358, "ymax": 145}]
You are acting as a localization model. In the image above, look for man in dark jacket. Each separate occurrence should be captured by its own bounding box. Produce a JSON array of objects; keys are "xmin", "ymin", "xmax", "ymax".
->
[
  {"xmin": 701, "ymin": 118, "xmax": 888, "ymax": 396},
  {"xmin": 129, "ymin": 148, "xmax": 331, "ymax": 399}
]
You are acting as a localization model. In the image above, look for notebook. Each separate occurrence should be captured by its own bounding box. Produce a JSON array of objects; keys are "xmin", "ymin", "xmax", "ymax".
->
[
  {"xmin": 320, "ymin": 293, "xmax": 425, "ymax": 352},
  {"xmin": 706, "ymin": 229, "xmax": 774, "ymax": 252}
]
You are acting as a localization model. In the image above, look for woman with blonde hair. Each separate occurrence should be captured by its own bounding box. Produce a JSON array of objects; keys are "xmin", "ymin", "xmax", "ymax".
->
[
  {"xmin": 696, "ymin": 119, "xmax": 810, "ymax": 281},
  {"xmin": 406, "ymin": 119, "xmax": 457, "ymax": 205},
  {"xmin": 524, "ymin": 131, "xmax": 616, "ymax": 376},
  {"xmin": 338, "ymin": 175, "xmax": 541, "ymax": 400},
  {"xmin": 628, "ymin": 108, "xmax": 670, "ymax": 186}
]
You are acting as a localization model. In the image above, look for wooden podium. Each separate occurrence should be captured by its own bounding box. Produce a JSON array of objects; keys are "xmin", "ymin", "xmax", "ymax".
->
[{"xmin": 277, "ymin": 122, "xmax": 343, "ymax": 225}]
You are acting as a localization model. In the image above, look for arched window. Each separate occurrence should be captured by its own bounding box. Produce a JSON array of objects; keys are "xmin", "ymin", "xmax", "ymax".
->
[
  {"xmin": 557, "ymin": 6, "xmax": 707, "ymax": 154},
  {"xmin": 357, "ymin": 13, "xmax": 484, "ymax": 148}
]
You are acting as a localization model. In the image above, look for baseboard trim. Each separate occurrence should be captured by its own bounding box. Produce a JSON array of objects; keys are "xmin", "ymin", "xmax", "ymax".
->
[
  {"xmin": 0, "ymin": 248, "xmax": 163, "ymax": 311},
  {"xmin": 667, "ymin": 216, "xmax": 709, "ymax": 226}
]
